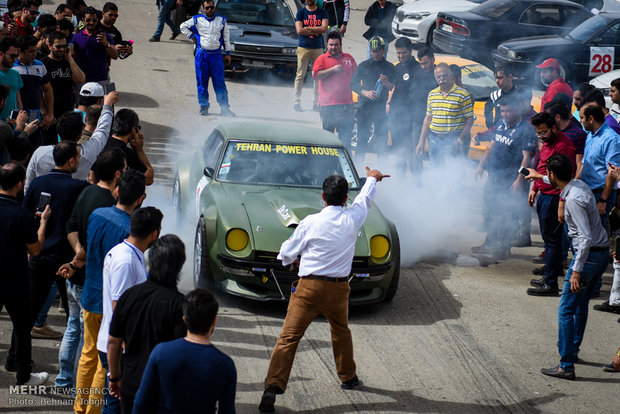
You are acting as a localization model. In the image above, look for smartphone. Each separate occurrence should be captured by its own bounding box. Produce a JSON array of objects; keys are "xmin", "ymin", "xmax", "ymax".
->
[
  {"xmin": 9, "ymin": 110, "xmax": 18, "ymax": 120},
  {"xmin": 518, "ymin": 166, "xmax": 529, "ymax": 176},
  {"xmin": 28, "ymin": 110, "xmax": 39, "ymax": 123},
  {"xmin": 104, "ymin": 82, "xmax": 116, "ymax": 94},
  {"xmin": 37, "ymin": 192, "xmax": 51, "ymax": 213}
]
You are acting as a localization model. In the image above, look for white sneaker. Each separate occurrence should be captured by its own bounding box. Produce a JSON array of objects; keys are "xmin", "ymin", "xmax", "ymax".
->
[{"xmin": 23, "ymin": 372, "xmax": 48, "ymax": 386}]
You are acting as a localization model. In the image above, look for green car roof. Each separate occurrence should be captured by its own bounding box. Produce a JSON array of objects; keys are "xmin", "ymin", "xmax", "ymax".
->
[{"xmin": 215, "ymin": 121, "xmax": 343, "ymax": 146}]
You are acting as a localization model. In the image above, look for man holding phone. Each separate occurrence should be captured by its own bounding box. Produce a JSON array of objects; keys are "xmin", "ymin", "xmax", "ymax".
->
[
  {"xmin": 527, "ymin": 112, "xmax": 576, "ymax": 297},
  {"xmin": 72, "ymin": 6, "xmax": 118, "ymax": 85}
]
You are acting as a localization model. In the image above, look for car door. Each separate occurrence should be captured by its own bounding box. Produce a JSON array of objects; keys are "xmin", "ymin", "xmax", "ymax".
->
[
  {"xmin": 518, "ymin": 3, "xmax": 565, "ymax": 37},
  {"xmin": 585, "ymin": 20, "xmax": 620, "ymax": 76},
  {"xmin": 196, "ymin": 130, "xmax": 225, "ymax": 217}
]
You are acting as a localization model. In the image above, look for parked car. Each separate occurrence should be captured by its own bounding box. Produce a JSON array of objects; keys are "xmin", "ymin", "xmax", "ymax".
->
[
  {"xmin": 432, "ymin": 0, "xmax": 592, "ymax": 65},
  {"xmin": 215, "ymin": 0, "xmax": 301, "ymax": 74},
  {"xmin": 589, "ymin": 67, "xmax": 620, "ymax": 114},
  {"xmin": 173, "ymin": 122, "xmax": 401, "ymax": 304},
  {"xmin": 392, "ymin": 0, "xmax": 488, "ymax": 49},
  {"xmin": 493, "ymin": 12, "xmax": 620, "ymax": 84}
]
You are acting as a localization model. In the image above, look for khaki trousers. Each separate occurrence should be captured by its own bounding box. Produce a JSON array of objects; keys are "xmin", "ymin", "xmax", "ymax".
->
[
  {"xmin": 264, "ymin": 277, "xmax": 356, "ymax": 391},
  {"xmin": 74, "ymin": 310, "xmax": 105, "ymax": 414},
  {"xmin": 293, "ymin": 47, "xmax": 322, "ymax": 106}
]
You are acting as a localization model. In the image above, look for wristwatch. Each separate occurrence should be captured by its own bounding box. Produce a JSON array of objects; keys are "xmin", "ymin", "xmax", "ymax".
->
[
  {"xmin": 107, "ymin": 372, "xmax": 121, "ymax": 382},
  {"xmin": 599, "ymin": 198, "xmax": 607, "ymax": 203}
]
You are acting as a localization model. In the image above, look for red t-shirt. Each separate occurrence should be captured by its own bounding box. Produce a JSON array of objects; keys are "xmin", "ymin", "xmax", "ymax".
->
[
  {"xmin": 312, "ymin": 51, "xmax": 357, "ymax": 106},
  {"xmin": 15, "ymin": 17, "xmax": 34, "ymax": 37},
  {"xmin": 540, "ymin": 78, "xmax": 573, "ymax": 112},
  {"xmin": 533, "ymin": 131, "xmax": 576, "ymax": 195}
]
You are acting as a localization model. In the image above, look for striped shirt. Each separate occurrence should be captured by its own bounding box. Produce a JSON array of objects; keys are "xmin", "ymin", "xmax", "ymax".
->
[{"xmin": 426, "ymin": 84, "xmax": 473, "ymax": 134}]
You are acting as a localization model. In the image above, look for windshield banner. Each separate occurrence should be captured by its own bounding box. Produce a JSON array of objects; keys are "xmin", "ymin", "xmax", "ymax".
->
[{"xmin": 234, "ymin": 142, "xmax": 340, "ymax": 156}]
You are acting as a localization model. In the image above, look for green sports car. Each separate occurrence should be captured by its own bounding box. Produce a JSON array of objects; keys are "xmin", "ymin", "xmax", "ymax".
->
[{"xmin": 173, "ymin": 121, "xmax": 400, "ymax": 304}]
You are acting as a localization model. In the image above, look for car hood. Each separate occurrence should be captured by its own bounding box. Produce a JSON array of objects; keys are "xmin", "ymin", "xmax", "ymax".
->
[
  {"xmin": 228, "ymin": 22, "xmax": 298, "ymax": 46},
  {"xmin": 500, "ymin": 35, "xmax": 573, "ymax": 50},
  {"xmin": 399, "ymin": 0, "xmax": 478, "ymax": 14},
  {"xmin": 238, "ymin": 187, "xmax": 388, "ymax": 255}
]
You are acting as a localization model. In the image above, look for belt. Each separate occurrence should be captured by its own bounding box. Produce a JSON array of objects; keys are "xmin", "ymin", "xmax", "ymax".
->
[
  {"xmin": 591, "ymin": 188, "xmax": 604, "ymax": 193},
  {"xmin": 305, "ymin": 275, "xmax": 348, "ymax": 283},
  {"xmin": 590, "ymin": 245, "xmax": 609, "ymax": 252}
]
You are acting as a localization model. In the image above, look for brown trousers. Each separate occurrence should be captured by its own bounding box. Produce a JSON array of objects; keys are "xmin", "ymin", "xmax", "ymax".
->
[{"xmin": 264, "ymin": 277, "xmax": 356, "ymax": 391}]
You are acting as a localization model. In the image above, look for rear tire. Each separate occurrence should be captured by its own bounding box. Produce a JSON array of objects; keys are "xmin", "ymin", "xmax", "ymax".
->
[
  {"xmin": 194, "ymin": 217, "xmax": 214, "ymax": 289},
  {"xmin": 427, "ymin": 23, "xmax": 441, "ymax": 53}
]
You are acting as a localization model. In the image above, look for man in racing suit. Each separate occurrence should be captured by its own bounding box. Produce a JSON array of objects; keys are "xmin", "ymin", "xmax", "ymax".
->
[{"xmin": 180, "ymin": 0, "xmax": 235, "ymax": 117}]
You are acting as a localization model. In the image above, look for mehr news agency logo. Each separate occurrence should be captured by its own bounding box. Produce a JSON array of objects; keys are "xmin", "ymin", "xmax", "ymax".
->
[{"xmin": 7, "ymin": 385, "xmax": 108, "ymax": 407}]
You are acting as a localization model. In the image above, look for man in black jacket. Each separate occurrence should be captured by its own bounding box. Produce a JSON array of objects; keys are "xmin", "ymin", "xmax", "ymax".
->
[
  {"xmin": 363, "ymin": 0, "xmax": 397, "ymax": 58},
  {"xmin": 322, "ymin": 0, "xmax": 349, "ymax": 34}
]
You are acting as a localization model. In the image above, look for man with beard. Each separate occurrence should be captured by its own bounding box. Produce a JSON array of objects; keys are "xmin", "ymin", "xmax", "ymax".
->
[
  {"xmin": 41, "ymin": 31, "xmax": 86, "ymax": 145},
  {"xmin": 98, "ymin": 2, "xmax": 133, "ymax": 61},
  {"xmin": 473, "ymin": 99, "xmax": 536, "ymax": 259},
  {"xmin": 527, "ymin": 112, "xmax": 576, "ymax": 296},
  {"xmin": 96, "ymin": 207, "xmax": 163, "ymax": 413},
  {"xmin": 538, "ymin": 58, "xmax": 572, "ymax": 112},
  {"xmin": 529, "ymin": 154, "xmax": 609, "ymax": 380},
  {"xmin": 322, "ymin": 0, "xmax": 349, "ymax": 34},
  {"xmin": 180, "ymin": 0, "xmax": 235, "ymax": 117},
  {"xmin": 0, "ymin": 37, "xmax": 23, "ymax": 121},
  {"xmin": 72, "ymin": 6, "xmax": 118, "ymax": 84},
  {"xmin": 74, "ymin": 169, "xmax": 145, "ymax": 414},
  {"xmin": 0, "ymin": 161, "xmax": 50, "ymax": 386},
  {"xmin": 312, "ymin": 30, "xmax": 356, "ymax": 151},
  {"xmin": 292, "ymin": 0, "xmax": 327, "ymax": 112},
  {"xmin": 15, "ymin": 0, "xmax": 39, "ymax": 37}
]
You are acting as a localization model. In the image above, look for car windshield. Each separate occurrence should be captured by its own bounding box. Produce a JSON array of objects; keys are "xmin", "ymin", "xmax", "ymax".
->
[
  {"xmin": 217, "ymin": 141, "xmax": 359, "ymax": 187},
  {"xmin": 471, "ymin": 0, "xmax": 518, "ymax": 18},
  {"xmin": 460, "ymin": 63, "xmax": 497, "ymax": 100},
  {"xmin": 567, "ymin": 14, "xmax": 611, "ymax": 42},
  {"xmin": 215, "ymin": 0, "xmax": 295, "ymax": 27}
]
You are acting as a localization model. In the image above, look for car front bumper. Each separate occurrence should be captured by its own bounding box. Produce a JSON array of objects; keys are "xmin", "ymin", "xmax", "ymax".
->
[{"xmin": 213, "ymin": 253, "xmax": 396, "ymax": 304}]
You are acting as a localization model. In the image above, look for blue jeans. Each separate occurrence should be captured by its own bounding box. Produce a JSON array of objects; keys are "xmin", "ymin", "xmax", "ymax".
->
[
  {"xmin": 98, "ymin": 351, "xmax": 120, "ymax": 414},
  {"xmin": 537, "ymin": 193, "xmax": 563, "ymax": 288},
  {"xmin": 195, "ymin": 48, "xmax": 229, "ymax": 108},
  {"xmin": 592, "ymin": 190, "xmax": 615, "ymax": 293},
  {"xmin": 34, "ymin": 282, "xmax": 58, "ymax": 327},
  {"xmin": 55, "ymin": 281, "xmax": 83, "ymax": 388},
  {"xmin": 428, "ymin": 132, "xmax": 461, "ymax": 165},
  {"xmin": 557, "ymin": 250, "xmax": 608, "ymax": 371},
  {"xmin": 154, "ymin": 0, "xmax": 180, "ymax": 37}
]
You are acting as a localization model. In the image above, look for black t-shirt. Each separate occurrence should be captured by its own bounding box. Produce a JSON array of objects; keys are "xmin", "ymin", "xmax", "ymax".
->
[
  {"xmin": 97, "ymin": 22, "xmax": 123, "ymax": 45},
  {"xmin": 350, "ymin": 58, "xmax": 396, "ymax": 107},
  {"xmin": 410, "ymin": 67, "xmax": 437, "ymax": 123},
  {"xmin": 391, "ymin": 58, "xmax": 420, "ymax": 107},
  {"xmin": 41, "ymin": 56, "xmax": 75, "ymax": 116},
  {"xmin": 0, "ymin": 194, "xmax": 38, "ymax": 286},
  {"xmin": 104, "ymin": 138, "xmax": 147, "ymax": 173},
  {"xmin": 65, "ymin": 185, "xmax": 116, "ymax": 286},
  {"xmin": 109, "ymin": 279, "xmax": 186, "ymax": 397}
]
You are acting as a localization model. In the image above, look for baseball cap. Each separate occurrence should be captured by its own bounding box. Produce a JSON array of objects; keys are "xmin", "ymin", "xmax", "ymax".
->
[
  {"xmin": 80, "ymin": 82, "xmax": 105, "ymax": 97},
  {"xmin": 368, "ymin": 36, "xmax": 385, "ymax": 51},
  {"xmin": 536, "ymin": 58, "xmax": 560, "ymax": 70}
]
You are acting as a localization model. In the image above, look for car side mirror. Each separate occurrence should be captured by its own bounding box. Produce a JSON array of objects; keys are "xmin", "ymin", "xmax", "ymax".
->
[
  {"xmin": 204, "ymin": 167, "xmax": 214, "ymax": 178},
  {"xmin": 358, "ymin": 177, "xmax": 367, "ymax": 187}
]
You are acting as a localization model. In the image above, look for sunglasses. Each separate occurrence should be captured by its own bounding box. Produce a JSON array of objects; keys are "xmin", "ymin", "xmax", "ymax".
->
[
  {"xmin": 8, "ymin": 54, "xmax": 18, "ymax": 59},
  {"xmin": 53, "ymin": 44, "xmax": 68, "ymax": 49},
  {"xmin": 204, "ymin": 5, "xmax": 215, "ymax": 10},
  {"xmin": 28, "ymin": 9, "xmax": 40, "ymax": 16},
  {"xmin": 84, "ymin": 18, "xmax": 98, "ymax": 22}
]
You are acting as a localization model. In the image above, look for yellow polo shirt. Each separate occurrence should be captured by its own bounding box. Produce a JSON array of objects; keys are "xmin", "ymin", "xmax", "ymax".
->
[{"xmin": 426, "ymin": 84, "xmax": 474, "ymax": 134}]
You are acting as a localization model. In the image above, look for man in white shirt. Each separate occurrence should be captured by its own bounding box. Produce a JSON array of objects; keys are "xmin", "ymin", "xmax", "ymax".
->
[
  {"xmin": 96, "ymin": 206, "xmax": 163, "ymax": 411},
  {"xmin": 259, "ymin": 166, "xmax": 389, "ymax": 413}
]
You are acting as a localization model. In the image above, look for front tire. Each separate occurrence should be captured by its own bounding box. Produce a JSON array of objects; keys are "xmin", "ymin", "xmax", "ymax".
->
[{"xmin": 194, "ymin": 217, "xmax": 213, "ymax": 289}]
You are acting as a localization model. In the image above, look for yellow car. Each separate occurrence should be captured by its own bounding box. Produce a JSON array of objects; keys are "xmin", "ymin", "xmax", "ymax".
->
[{"xmin": 353, "ymin": 55, "xmax": 541, "ymax": 160}]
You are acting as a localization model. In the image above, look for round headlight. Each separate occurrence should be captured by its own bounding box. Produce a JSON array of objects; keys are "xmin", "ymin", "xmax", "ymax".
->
[
  {"xmin": 226, "ymin": 229, "xmax": 249, "ymax": 251},
  {"xmin": 370, "ymin": 235, "xmax": 389, "ymax": 259}
]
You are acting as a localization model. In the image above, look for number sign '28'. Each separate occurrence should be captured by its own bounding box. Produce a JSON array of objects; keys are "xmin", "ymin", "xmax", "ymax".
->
[{"xmin": 590, "ymin": 47, "xmax": 614, "ymax": 76}]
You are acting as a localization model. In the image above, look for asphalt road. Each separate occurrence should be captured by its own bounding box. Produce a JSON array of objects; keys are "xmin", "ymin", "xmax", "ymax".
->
[{"xmin": 1, "ymin": 0, "xmax": 620, "ymax": 413}]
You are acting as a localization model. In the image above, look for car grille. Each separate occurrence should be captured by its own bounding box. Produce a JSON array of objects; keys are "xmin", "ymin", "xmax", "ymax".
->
[
  {"xmin": 397, "ymin": 10, "xmax": 405, "ymax": 22},
  {"xmin": 234, "ymin": 44, "xmax": 283, "ymax": 54},
  {"xmin": 253, "ymin": 251, "xmax": 370, "ymax": 272}
]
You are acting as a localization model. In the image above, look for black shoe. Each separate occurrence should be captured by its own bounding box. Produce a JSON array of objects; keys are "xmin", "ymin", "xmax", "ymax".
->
[
  {"xmin": 199, "ymin": 105, "xmax": 208, "ymax": 116},
  {"xmin": 341, "ymin": 375, "xmax": 360, "ymax": 390},
  {"xmin": 221, "ymin": 107, "xmax": 236, "ymax": 117},
  {"xmin": 527, "ymin": 284, "xmax": 559, "ymax": 296},
  {"xmin": 293, "ymin": 103, "xmax": 303, "ymax": 112},
  {"xmin": 532, "ymin": 251, "xmax": 545, "ymax": 264},
  {"xmin": 169, "ymin": 32, "xmax": 181, "ymax": 40},
  {"xmin": 541, "ymin": 366, "xmax": 575, "ymax": 380},
  {"xmin": 603, "ymin": 362, "xmax": 619, "ymax": 372},
  {"xmin": 148, "ymin": 36, "xmax": 160, "ymax": 42},
  {"xmin": 593, "ymin": 301, "xmax": 620, "ymax": 314},
  {"xmin": 259, "ymin": 385, "xmax": 283, "ymax": 413},
  {"xmin": 530, "ymin": 278, "xmax": 545, "ymax": 287},
  {"xmin": 511, "ymin": 235, "xmax": 532, "ymax": 247},
  {"xmin": 532, "ymin": 265, "xmax": 545, "ymax": 276}
]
